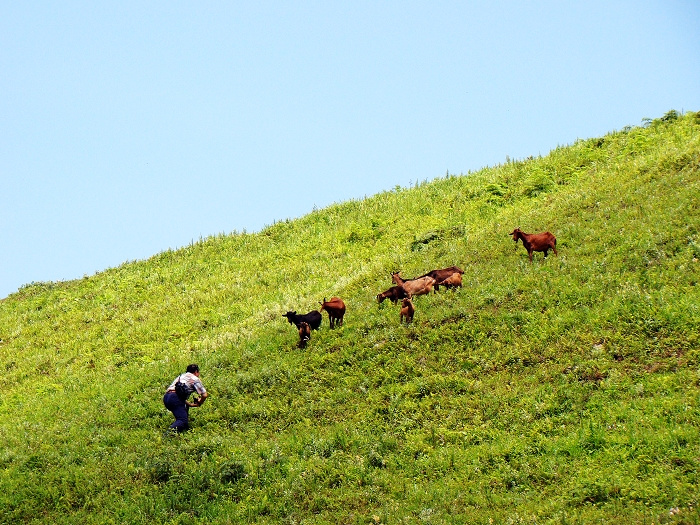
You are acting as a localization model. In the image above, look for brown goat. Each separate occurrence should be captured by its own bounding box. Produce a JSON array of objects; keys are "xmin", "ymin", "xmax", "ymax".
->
[
  {"xmin": 391, "ymin": 272, "xmax": 436, "ymax": 298},
  {"xmin": 419, "ymin": 266, "xmax": 464, "ymax": 292},
  {"xmin": 298, "ymin": 322, "xmax": 311, "ymax": 348},
  {"xmin": 376, "ymin": 285, "xmax": 409, "ymax": 305},
  {"xmin": 399, "ymin": 298, "xmax": 415, "ymax": 324},
  {"xmin": 510, "ymin": 228, "xmax": 558, "ymax": 262},
  {"xmin": 319, "ymin": 297, "xmax": 346, "ymax": 328},
  {"xmin": 439, "ymin": 271, "xmax": 462, "ymax": 290}
]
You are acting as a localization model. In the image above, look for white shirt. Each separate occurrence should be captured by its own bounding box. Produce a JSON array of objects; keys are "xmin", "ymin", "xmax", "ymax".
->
[{"xmin": 167, "ymin": 372, "xmax": 207, "ymax": 397}]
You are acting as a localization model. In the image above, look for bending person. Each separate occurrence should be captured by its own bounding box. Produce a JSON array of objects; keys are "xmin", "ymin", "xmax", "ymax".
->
[{"xmin": 163, "ymin": 363, "xmax": 208, "ymax": 433}]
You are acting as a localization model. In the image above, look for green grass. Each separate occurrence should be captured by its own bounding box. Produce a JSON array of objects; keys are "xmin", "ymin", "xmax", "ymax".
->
[{"xmin": 1, "ymin": 110, "xmax": 699, "ymax": 524}]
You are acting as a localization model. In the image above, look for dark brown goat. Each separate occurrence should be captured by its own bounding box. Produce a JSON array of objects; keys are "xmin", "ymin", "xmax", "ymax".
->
[
  {"xmin": 510, "ymin": 228, "xmax": 558, "ymax": 262},
  {"xmin": 399, "ymin": 298, "xmax": 415, "ymax": 324},
  {"xmin": 283, "ymin": 310, "xmax": 322, "ymax": 330},
  {"xmin": 319, "ymin": 297, "xmax": 346, "ymax": 328},
  {"xmin": 298, "ymin": 322, "xmax": 311, "ymax": 348},
  {"xmin": 376, "ymin": 285, "xmax": 409, "ymax": 305},
  {"xmin": 391, "ymin": 272, "xmax": 436, "ymax": 297},
  {"xmin": 420, "ymin": 266, "xmax": 464, "ymax": 292}
]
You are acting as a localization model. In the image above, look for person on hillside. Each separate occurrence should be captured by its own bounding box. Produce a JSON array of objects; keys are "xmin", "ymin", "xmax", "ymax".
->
[{"xmin": 163, "ymin": 363, "xmax": 208, "ymax": 433}]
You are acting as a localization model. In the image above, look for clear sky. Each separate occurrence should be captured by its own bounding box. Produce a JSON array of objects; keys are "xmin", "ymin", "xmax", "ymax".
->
[{"xmin": 2, "ymin": 2, "xmax": 698, "ymax": 299}]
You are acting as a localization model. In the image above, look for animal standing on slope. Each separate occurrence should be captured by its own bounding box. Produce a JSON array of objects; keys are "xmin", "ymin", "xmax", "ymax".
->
[
  {"xmin": 438, "ymin": 271, "xmax": 462, "ymax": 290},
  {"xmin": 399, "ymin": 298, "xmax": 415, "ymax": 324},
  {"xmin": 376, "ymin": 285, "xmax": 409, "ymax": 305},
  {"xmin": 390, "ymin": 272, "xmax": 436, "ymax": 297},
  {"xmin": 282, "ymin": 310, "xmax": 323, "ymax": 330},
  {"xmin": 419, "ymin": 266, "xmax": 464, "ymax": 292},
  {"xmin": 298, "ymin": 322, "xmax": 311, "ymax": 348},
  {"xmin": 509, "ymin": 228, "xmax": 558, "ymax": 262},
  {"xmin": 319, "ymin": 297, "xmax": 346, "ymax": 328}
]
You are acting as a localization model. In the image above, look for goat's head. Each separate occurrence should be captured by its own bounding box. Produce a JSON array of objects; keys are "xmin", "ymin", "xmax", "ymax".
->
[{"xmin": 391, "ymin": 271, "xmax": 403, "ymax": 284}]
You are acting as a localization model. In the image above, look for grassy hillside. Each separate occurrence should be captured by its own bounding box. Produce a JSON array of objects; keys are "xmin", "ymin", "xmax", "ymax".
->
[{"xmin": 1, "ymin": 110, "xmax": 698, "ymax": 524}]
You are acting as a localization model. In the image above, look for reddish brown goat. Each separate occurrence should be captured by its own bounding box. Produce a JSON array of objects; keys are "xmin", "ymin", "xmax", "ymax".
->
[
  {"xmin": 298, "ymin": 322, "xmax": 311, "ymax": 348},
  {"xmin": 439, "ymin": 272, "xmax": 462, "ymax": 290},
  {"xmin": 319, "ymin": 297, "xmax": 346, "ymax": 328},
  {"xmin": 391, "ymin": 272, "xmax": 436, "ymax": 298},
  {"xmin": 510, "ymin": 228, "xmax": 558, "ymax": 262},
  {"xmin": 420, "ymin": 266, "xmax": 464, "ymax": 292},
  {"xmin": 376, "ymin": 285, "xmax": 409, "ymax": 305},
  {"xmin": 399, "ymin": 298, "xmax": 415, "ymax": 324}
]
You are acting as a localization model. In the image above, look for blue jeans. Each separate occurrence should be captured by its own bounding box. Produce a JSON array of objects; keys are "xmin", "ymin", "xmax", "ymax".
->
[{"xmin": 163, "ymin": 391, "xmax": 189, "ymax": 432}]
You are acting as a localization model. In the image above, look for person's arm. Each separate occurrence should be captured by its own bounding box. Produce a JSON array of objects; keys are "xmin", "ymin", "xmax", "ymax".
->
[{"xmin": 189, "ymin": 391, "xmax": 208, "ymax": 407}]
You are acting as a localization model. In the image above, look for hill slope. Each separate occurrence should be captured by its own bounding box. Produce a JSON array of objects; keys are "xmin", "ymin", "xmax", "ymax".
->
[{"xmin": 1, "ymin": 111, "xmax": 698, "ymax": 524}]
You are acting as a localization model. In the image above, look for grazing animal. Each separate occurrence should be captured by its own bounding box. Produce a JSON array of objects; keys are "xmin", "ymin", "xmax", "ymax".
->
[
  {"xmin": 376, "ymin": 285, "xmax": 409, "ymax": 305},
  {"xmin": 439, "ymin": 271, "xmax": 462, "ymax": 290},
  {"xmin": 420, "ymin": 266, "xmax": 464, "ymax": 292},
  {"xmin": 319, "ymin": 297, "xmax": 346, "ymax": 328},
  {"xmin": 390, "ymin": 272, "xmax": 436, "ymax": 298},
  {"xmin": 509, "ymin": 228, "xmax": 558, "ymax": 262},
  {"xmin": 282, "ymin": 310, "xmax": 323, "ymax": 330},
  {"xmin": 298, "ymin": 322, "xmax": 311, "ymax": 348},
  {"xmin": 399, "ymin": 298, "xmax": 415, "ymax": 324}
]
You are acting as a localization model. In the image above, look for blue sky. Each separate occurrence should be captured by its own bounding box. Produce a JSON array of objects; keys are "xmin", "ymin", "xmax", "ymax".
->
[{"xmin": 2, "ymin": 2, "xmax": 698, "ymax": 299}]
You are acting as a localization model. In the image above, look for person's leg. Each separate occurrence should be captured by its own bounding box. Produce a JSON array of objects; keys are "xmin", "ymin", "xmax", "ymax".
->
[{"xmin": 163, "ymin": 392, "xmax": 189, "ymax": 432}]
